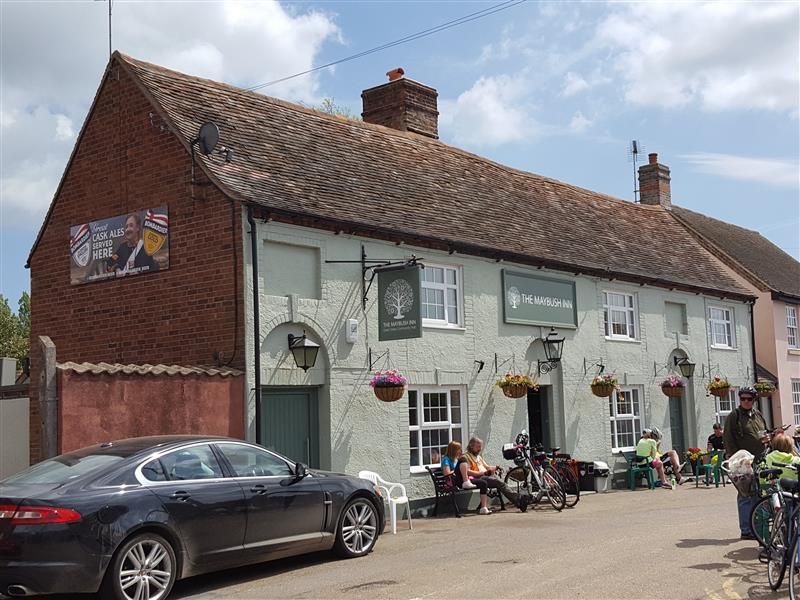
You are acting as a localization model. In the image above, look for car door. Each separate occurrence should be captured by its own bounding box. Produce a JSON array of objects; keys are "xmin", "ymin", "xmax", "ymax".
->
[
  {"xmin": 214, "ymin": 442, "xmax": 327, "ymax": 556},
  {"xmin": 140, "ymin": 443, "xmax": 246, "ymax": 568}
]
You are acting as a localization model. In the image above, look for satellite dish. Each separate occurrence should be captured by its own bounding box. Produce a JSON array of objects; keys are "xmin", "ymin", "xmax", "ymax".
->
[{"xmin": 197, "ymin": 122, "xmax": 219, "ymax": 155}]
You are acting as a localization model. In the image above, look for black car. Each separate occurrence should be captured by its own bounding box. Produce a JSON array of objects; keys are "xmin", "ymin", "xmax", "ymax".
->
[{"xmin": 0, "ymin": 436, "xmax": 384, "ymax": 598}]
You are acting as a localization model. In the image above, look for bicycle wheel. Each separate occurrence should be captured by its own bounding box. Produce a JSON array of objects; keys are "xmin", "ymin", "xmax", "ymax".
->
[
  {"xmin": 542, "ymin": 464, "xmax": 566, "ymax": 511},
  {"xmin": 751, "ymin": 496, "xmax": 775, "ymax": 547},
  {"xmin": 790, "ymin": 536, "xmax": 799, "ymax": 600},
  {"xmin": 557, "ymin": 464, "xmax": 580, "ymax": 508},
  {"xmin": 504, "ymin": 466, "xmax": 532, "ymax": 497},
  {"xmin": 767, "ymin": 510, "xmax": 788, "ymax": 590}
]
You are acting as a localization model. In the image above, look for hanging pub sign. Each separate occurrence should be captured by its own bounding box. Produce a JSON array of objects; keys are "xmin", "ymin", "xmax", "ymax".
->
[
  {"xmin": 69, "ymin": 207, "xmax": 169, "ymax": 285},
  {"xmin": 378, "ymin": 264, "xmax": 422, "ymax": 341},
  {"xmin": 502, "ymin": 270, "xmax": 578, "ymax": 328}
]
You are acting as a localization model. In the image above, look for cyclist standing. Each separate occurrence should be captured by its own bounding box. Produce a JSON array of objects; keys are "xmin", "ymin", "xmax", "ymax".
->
[{"xmin": 723, "ymin": 386, "xmax": 767, "ymax": 540}]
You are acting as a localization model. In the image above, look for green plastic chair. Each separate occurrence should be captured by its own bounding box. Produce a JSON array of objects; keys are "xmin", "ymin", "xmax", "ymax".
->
[
  {"xmin": 696, "ymin": 450, "xmax": 725, "ymax": 487},
  {"xmin": 623, "ymin": 451, "xmax": 655, "ymax": 490}
]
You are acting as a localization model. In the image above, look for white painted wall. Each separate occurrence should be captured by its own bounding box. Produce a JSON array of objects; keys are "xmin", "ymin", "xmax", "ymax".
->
[{"xmin": 243, "ymin": 221, "xmax": 753, "ymax": 500}]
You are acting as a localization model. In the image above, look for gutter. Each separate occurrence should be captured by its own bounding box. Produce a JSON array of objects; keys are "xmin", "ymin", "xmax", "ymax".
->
[{"xmin": 247, "ymin": 206, "xmax": 262, "ymax": 443}]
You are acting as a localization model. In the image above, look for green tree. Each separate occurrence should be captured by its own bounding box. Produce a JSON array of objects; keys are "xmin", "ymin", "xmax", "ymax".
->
[{"xmin": 0, "ymin": 293, "xmax": 30, "ymax": 369}]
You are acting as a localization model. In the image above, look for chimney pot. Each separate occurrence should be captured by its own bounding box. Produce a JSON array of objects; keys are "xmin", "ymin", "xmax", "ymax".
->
[
  {"xmin": 648, "ymin": 152, "xmax": 658, "ymax": 165},
  {"xmin": 638, "ymin": 152, "xmax": 671, "ymax": 209},
  {"xmin": 386, "ymin": 68, "xmax": 405, "ymax": 82}
]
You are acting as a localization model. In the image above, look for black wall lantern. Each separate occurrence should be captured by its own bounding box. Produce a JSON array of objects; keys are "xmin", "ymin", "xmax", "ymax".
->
[
  {"xmin": 288, "ymin": 331, "xmax": 320, "ymax": 371},
  {"xmin": 674, "ymin": 356, "xmax": 696, "ymax": 379},
  {"xmin": 538, "ymin": 327, "xmax": 565, "ymax": 375}
]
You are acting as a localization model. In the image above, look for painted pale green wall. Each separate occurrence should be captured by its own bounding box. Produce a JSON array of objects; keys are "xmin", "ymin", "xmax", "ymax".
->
[{"xmin": 243, "ymin": 220, "xmax": 754, "ymax": 502}]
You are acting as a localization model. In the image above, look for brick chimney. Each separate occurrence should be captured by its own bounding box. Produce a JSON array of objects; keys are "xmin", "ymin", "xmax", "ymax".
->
[
  {"xmin": 361, "ymin": 68, "xmax": 439, "ymax": 139},
  {"xmin": 638, "ymin": 153, "xmax": 671, "ymax": 208}
]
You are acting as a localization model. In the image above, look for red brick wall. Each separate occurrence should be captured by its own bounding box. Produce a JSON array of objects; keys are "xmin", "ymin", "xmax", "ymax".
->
[
  {"xmin": 58, "ymin": 370, "xmax": 245, "ymax": 453},
  {"xmin": 29, "ymin": 62, "xmax": 245, "ymax": 462}
]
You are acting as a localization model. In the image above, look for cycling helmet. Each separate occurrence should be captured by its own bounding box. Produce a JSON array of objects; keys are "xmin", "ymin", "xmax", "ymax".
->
[
  {"xmin": 738, "ymin": 386, "xmax": 757, "ymax": 398},
  {"xmin": 515, "ymin": 430, "xmax": 530, "ymax": 446},
  {"xmin": 649, "ymin": 426, "xmax": 662, "ymax": 441}
]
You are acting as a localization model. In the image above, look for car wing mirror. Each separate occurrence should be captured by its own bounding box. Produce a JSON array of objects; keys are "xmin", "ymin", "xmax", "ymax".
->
[{"xmin": 280, "ymin": 462, "xmax": 309, "ymax": 487}]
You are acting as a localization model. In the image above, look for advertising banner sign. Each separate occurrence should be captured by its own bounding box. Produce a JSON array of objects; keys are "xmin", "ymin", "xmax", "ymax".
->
[
  {"xmin": 502, "ymin": 270, "xmax": 577, "ymax": 328},
  {"xmin": 69, "ymin": 207, "xmax": 169, "ymax": 285},
  {"xmin": 378, "ymin": 265, "xmax": 422, "ymax": 341}
]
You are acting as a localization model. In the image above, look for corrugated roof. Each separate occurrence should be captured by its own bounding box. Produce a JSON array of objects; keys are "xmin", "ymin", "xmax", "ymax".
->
[
  {"xmin": 671, "ymin": 207, "xmax": 800, "ymax": 300},
  {"xmin": 57, "ymin": 362, "xmax": 242, "ymax": 377}
]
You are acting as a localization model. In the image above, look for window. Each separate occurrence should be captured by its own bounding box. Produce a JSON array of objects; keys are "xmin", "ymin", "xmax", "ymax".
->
[
  {"xmin": 708, "ymin": 305, "xmax": 736, "ymax": 348},
  {"xmin": 408, "ymin": 387, "xmax": 464, "ymax": 470},
  {"xmin": 159, "ymin": 445, "xmax": 224, "ymax": 481},
  {"xmin": 715, "ymin": 387, "xmax": 737, "ymax": 424},
  {"xmin": 609, "ymin": 387, "xmax": 642, "ymax": 451},
  {"xmin": 421, "ymin": 265, "xmax": 463, "ymax": 327},
  {"xmin": 787, "ymin": 305, "xmax": 798, "ymax": 349},
  {"xmin": 603, "ymin": 291, "xmax": 638, "ymax": 340},
  {"xmin": 217, "ymin": 443, "xmax": 292, "ymax": 477},
  {"xmin": 665, "ymin": 302, "xmax": 688, "ymax": 335},
  {"xmin": 793, "ymin": 380, "xmax": 800, "ymax": 428},
  {"xmin": 141, "ymin": 459, "xmax": 168, "ymax": 482}
]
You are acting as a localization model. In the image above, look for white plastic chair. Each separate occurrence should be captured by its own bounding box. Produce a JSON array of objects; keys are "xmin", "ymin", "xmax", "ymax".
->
[{"xmin": 358, "ymin": 470, "xmax": 412, "ymax": 535}]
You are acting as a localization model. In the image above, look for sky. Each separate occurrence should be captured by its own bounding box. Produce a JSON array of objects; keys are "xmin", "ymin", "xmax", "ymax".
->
[{"xmin": 1, "ymin": 0, "xmax": 798, "ymax": 307}]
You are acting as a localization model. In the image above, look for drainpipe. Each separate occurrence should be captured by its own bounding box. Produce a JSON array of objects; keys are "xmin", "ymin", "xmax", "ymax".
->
[
  {"xmin": 748, "ymin": 301, "xmax": 767, "ymax": 425},
  {"xmin": 247, "ymin": 205, "xmax": 262, "ymax": 443}
]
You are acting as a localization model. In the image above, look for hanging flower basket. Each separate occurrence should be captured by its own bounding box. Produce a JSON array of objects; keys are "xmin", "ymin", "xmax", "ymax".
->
[
  {"xmin": 590, "ymin": 383, "xmax": 616, "ymax": 398},
  {"xmin": 660, "ymin": 375, "xmax": 685, "ymax": 398},
  {"xmin": 707, "ymin": 376, "xmax": 731, "ymax": 398},
  {"xmin": 496, "ymin": 373, "xmax": 539, "ymax": 399},
  {"xmin": 373, "ymin": 385, "xmax": 405, "ymax": 402},
  {"xmin": 755, "ymin": 381, "xmax": 775, "ymax": 397},
  {"xmin": 370, "ymin": 370, "xmax": 407, "ymax": 403},
  {"xmin": 590, "ymin": 373, "xmax": 619, "ymax": 398}
]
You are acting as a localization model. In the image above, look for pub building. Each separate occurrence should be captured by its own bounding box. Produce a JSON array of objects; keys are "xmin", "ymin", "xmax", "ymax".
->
[{"xmin": 27, "ymin": 53, "xmax": 758, "ymax": 505}]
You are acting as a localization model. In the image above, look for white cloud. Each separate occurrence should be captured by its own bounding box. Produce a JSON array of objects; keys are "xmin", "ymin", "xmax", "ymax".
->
[
  {"xmin": 54, "ymin": 115, "xmax": 74, "ymax": 141},
  {"xmin": 680, "ymin": 153, "xmax": 799, "ymax": 188},
  {"xmin": 596, "ymin": 2, "xmax": 799, "ymax": 112},
  {"xmin": 562, "ymin": 72, "xmax": 589, "ymax": 97},
  {"xmin": 439, "ymin": 75, "xmax": 536, "ymax": 147},
  {"xmin": 569, "ymin": 111, "xmax": 592, "ymax": 134}
]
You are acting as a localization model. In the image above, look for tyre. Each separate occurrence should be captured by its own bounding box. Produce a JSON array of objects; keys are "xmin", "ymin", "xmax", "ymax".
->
[
  {"xmin": 334, "ymin": 497, "xmax": 379, "ymax": 558},
  {"xmin": 750, "ymin": 496, "xmax": 774, "ymax": 547},
  {"xmin": 543, "ymin": 465, "xmax": 566, "ymax": 511},
  {"xmin": 767, "ymin": 510, "xmax": 788, "ymax": 591},
  {"xmin": 504, "ymin": 466, "xmax": 536, "ymax": 505},
  {"xmin": 101, "ymin": 532, "xmax": 177, "ymax": 600},
  {"xmin": 557, "ymin": 464, "xmax": 580, "ymax": 508},
  {"xmin": 790, "ymin": 537, "xmax": 799, "ymax": 600}
]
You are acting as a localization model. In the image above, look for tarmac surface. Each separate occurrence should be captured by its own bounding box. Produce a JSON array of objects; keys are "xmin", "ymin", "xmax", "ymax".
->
[{"xmin": 171, "ymin": 480, "xmax": 784, "ymax": 600}]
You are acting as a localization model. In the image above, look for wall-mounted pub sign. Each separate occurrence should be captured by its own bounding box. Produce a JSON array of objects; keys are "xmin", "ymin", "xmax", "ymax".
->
[
  {"xmin": 378, "ymin": 265, "xmax": 422, "ymax": 341},
  {"xmin": 502, "ymin": 270, "xmax": 578, "ymax": 328},
  {"xmin": 69, "ymin": 207, "xmax": 169, "ymax": 285}
]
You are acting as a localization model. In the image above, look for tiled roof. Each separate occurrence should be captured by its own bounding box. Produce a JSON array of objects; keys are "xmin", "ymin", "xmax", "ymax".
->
[
  {"xmin": 57, "ymin": 362, "xmax": 242, "ymax": 377},
  {"xmin": 114, "ymin": 53, "xmax": 751, "ymax": 299},
  {"xmin": 756, "ymin": 363, "xmax": 779, "ymax": 384},
  {"xmin": 672, "ymin": 207, "xmax": 800, "ymax": 300}
]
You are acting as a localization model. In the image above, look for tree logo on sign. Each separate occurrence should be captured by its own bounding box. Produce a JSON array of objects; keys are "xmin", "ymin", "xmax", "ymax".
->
[
  {"xmin": 384, "ymin": 279, "xmax": 414, "ymax": 320},
  {"xmin": 507, "ymin": 286, "xmax": 521, "ymax": 309}
]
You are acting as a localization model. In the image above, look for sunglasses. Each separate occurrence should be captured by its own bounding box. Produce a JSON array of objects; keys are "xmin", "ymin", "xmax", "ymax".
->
[{"xmin": 740, "ymin": 396, "xmax": 755, "ymax": 402}]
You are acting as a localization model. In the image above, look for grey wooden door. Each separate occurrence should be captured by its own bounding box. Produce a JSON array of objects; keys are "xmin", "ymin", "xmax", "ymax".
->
[
  {"xmin": 260, "ymin": 388, "xmax": 320, "ymax": 468},
  {"xmin": 668, "ymin": 396, "xmax": 686, "ymax": 455}
]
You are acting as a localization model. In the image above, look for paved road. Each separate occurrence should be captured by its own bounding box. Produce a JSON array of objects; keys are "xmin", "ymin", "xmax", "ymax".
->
[{"xmin": 172, "ymin": 482, "xmax": 785, "ymax": 600}]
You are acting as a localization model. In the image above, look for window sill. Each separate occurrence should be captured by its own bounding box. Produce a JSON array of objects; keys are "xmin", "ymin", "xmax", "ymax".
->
[
  {"xmin": 422, "ymin": 322, "xmax": 466, "ymax": 331},
  {"xmin": 710, "ymin": 345, "xmax": 738, "ymax": 352},
  {"xmin": 604, "ymin": 336, "xmax": 641, "ymax": 344},
  {"xmin": 612, "ymin": 447, "xmax": 635, "ymax": 455},
  {"xmin": 410, "ymin": 466, "xmax": 436, "ymax": 475},
  {"xmin": 788, "ymin": 349, "xmax": 800, "ymax": 356}
]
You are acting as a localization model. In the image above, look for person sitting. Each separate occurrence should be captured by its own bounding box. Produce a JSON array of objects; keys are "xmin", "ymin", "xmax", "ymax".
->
[
  {"xmin": 707, "ymin": 423, "xmax": 725, "ymax": 452},
  {"xmin": 635, "ymin": 430, "xmax": 671, "ymax": 489},
  {"xmin": 649, "ymin": 426, "xmax": 685, "ymax": 484},
  {"xmin": 461, "ymin": 436, "xmax": 528, "ymax": 513},
  {"xmin": 765, "ymin": 433, "xmax": 800, "ymax": 480},
  {"xmin": 440, "ymin": 441, "xmax": 492, "ymax": 515}
]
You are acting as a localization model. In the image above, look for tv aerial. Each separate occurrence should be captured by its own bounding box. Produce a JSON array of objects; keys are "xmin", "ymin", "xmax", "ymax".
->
[{"xmin": 627, "ymin": 140, "xmax": 645, "ymax": 203}]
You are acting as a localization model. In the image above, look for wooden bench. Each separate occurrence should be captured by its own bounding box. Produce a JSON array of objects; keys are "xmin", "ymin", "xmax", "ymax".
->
[{"xmin": 425, "ymin": 466, "xmax": 505, "ymax": 517}]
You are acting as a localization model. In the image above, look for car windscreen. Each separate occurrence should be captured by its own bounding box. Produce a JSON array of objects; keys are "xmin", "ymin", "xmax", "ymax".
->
[{"xmin": 3, "ymin": 451, "xmax": 127, "ymax": 485}]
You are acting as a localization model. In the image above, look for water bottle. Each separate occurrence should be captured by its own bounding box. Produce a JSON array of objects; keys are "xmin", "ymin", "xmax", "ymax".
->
[
  {"xmin": 670, "ymin": 475, "xmax": 677, "ymax": 489},
  {"xmin": 772, "ymin": 492, "xmax": 782, "ymax": 511}
]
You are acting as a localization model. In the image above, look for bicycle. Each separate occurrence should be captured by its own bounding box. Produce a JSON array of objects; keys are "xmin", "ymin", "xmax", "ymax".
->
[
  {"xmin": 545, "ymin": 447, "xmax": 580, "ymax": 508},
  {"xmin": 748, "ymin": 424, "xmax": 792, "ymax": 546},
  {"xmin": 761, "ymin": 464, "xmax": 800, "ymax": 593},
  {"xmin": 502, "ymin": 430, "xmax": 566, "ymax": 511}
]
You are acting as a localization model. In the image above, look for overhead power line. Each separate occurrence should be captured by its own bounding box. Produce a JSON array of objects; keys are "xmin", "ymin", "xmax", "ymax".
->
[{"xmin": 245, "ymin": 0, "xmax": 527, "ymax": 92}]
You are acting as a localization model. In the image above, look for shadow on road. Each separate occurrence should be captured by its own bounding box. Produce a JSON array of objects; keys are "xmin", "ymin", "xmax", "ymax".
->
[{"xmin": 676, "ymin": 537, "xmax": 740, "ymax": 548}]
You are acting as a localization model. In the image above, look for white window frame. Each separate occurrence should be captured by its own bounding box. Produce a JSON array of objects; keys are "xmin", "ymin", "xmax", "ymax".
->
[
  {"xmin": 408, "ymin": 386, "xmax": 466, "ymax": 473},
  {"xmin": 787, "ymin": 305, "xmax": 798, "ymax": 349},
  {"xmin": 708, "ymin": 304, "xmax": 736, "ymax": 349},
  {"xmin": 715, "ymin": 387, "xmax": 738, "ymax": 424},
  {"xmin": 603, "ymin": 290, "xmax": 639, "ymax": 341},
  {"xmin": 609, "ymin": 387, "xmax": 642, "ymax": 452},
  {"xmin": 420, "ymin": 263, "xmax": 464, "ymax": 329},
  {"xmin": 792, "ymin": 380, "xmax": 800, "ymax": 428}
]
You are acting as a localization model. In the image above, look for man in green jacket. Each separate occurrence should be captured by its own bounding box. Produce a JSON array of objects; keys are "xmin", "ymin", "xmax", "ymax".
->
[{"xmin": 723, "ymin": 386, "xmax": 766, "ymax": 540}]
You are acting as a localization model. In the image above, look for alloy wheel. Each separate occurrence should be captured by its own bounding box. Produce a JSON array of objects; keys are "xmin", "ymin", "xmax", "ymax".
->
[
  {"xmin": 118, "ymin": 538, "xmax": 173, "ymax": 600},
  {"xmin": 340, "ymin": 500, "xmax": 377, "ymax": 555}
]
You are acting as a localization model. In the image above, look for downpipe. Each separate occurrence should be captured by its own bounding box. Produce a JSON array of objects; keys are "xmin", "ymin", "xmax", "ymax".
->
[{"xmin": 247, "ymin": 205, "xmax": 262, "ymax": 443}]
